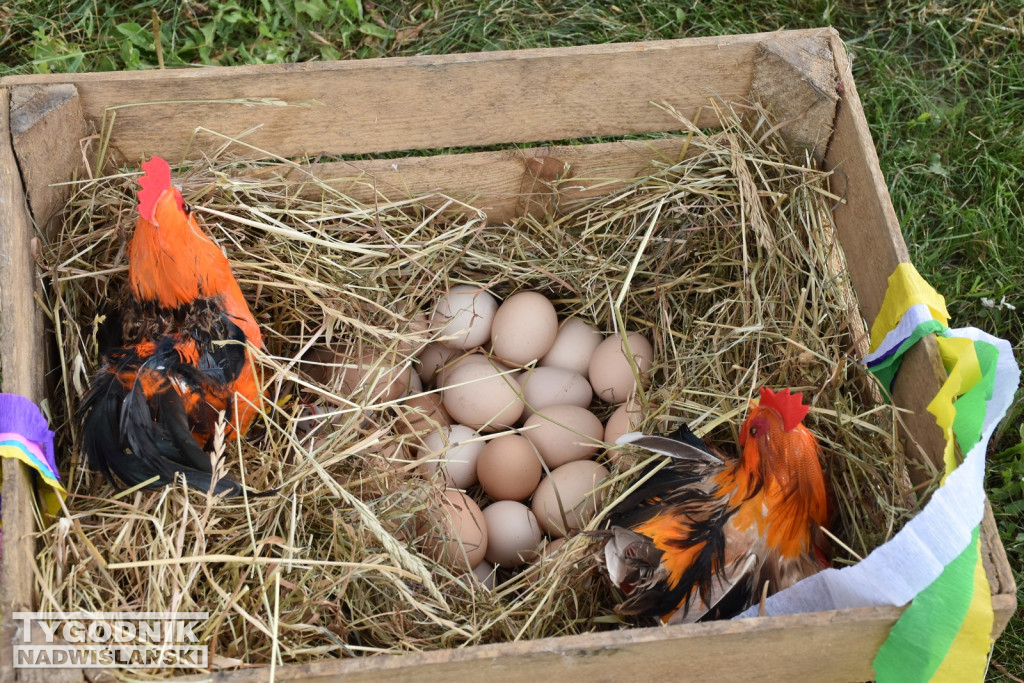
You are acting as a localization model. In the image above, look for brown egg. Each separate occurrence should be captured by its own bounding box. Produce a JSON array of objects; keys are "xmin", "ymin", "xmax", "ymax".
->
[
  {"xmin": 423, "ymin": 489, "xmax": 488, "ymax": 571},
  {"xmin": 517, "ymin": 366, "xmax": 593, "ymax": 420},
  {"xmin": 603, "ymin": 398, "xmax": 645, "ymax": 463},
  {"xmin": 522, "ymin": 404, "xmax": 604, "ymax": 469},
  {"xmin": 441, "ymin": 355, "xmax": 524, "ymax": 432},
  {"xmin": 531, "ymin": 460, "xmax": 610, "ymax": 538},
  {"xmin": 490, "ymin": 291, "xmax": 559, "ymax": 366},
  {"xmin": 476, "ymin": 433, "xmax": 543, "ymax": 501},
  {"xmin": 338, "ymin": 351, "xmax": 411, "ymax": 404},
  {"xmin": 377, "ymin": 441, "xmax": 417, "ymax": 478},
  {"xmin": 419, "ymin": 425, "xmax": 485, "ymax": 488},
  {"xmin": 588, "ymin": 332, "xmax": 654, "ymax": 404},
  {"xmin": 541, "ymin": 318, "xmax": 604, "ymax": 378},
  {"xmin": 482, "ymin": 500, "xmax": 543, "ymax": 567},
  {"xmin": 431, "ymin": 284, "xmax": 499, "ymax": 350},
  {"xmin": 416, "ymin": 343, "xmax": 457, "ymax": 386},
  {"xmin": 301, "ymin": 346, "xmax": 338, "ymax": 385}
]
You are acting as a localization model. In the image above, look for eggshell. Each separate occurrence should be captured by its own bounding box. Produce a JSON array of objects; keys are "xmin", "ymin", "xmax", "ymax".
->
[
  {"xmin": 337, "ymin": 351, "xmax": 411, "ymax": 404},
  {"xmin": 419, "ymin": 425, "xmax": 485, "ymax": 488},
  {"xmin": 470, "ymin": 561, "xmax": 497, "ymax": 590},
  {"xmin": 490, "ymin": 291, "xmax": 558, "ymax": 366},
  {"xmin": 441, "ymin": 356, "xmax": 524, "ymax": 432},
  {"xmin": 541, "ymin": 318, "xmax": 603, "ymax": 378},
  {"xmin": 476, "ymin": 434, "xmax": 543, "ymax": 501},
  {"xmin": 603, "ymin": 398, "xmax": 644, "ymax": 462},
  {"xmin": 436, "ymin": 352, "xmax": 510, "ymax": 388},
  {"xmin": 431, "ymin": 284, "xmax": 498, "ymax": 349},
  {"xmin": 531, "ymin": 460, "xmax": 610, "ymax": 538},
  {"xmin": 482, "ymin": 501, "xmax": 543, "ymax": 567},
  {"xmin": 416, "ymin": 343, "xmax": 457, "ymax": 385},
  {"xmin": 423, "ymin": 489, "xmax": 488, "ymax": 571},
  {"xmin": 588, "ymin": 332, "xmax": 654, "ymax": 404},
  {"xmin": 522, "ymin": 404, "xmax": 604, "ymax": 469},
  {"xmin": 377, "ymin": 441, "xmax": 416, "ymax": 478},
  {"xmin": 518, "ymin": 366, "xmax": 593, "ymax": 419}
]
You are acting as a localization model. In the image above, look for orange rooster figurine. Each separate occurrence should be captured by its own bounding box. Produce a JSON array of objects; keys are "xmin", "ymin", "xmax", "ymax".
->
[
  {"xmin": 80, "ymin": 157, "xmax": 265, "ymax": 496},
  {"xmin": 600, "ymin": 387, "xmax": 830, "ymax": 623}
]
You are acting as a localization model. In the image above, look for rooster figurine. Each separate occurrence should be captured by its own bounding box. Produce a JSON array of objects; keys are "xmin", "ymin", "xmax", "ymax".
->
[
  {"xmin": 600, "ymin": 387, "xmax": 830, "ymax": 623},
  {"xmin": 80, "ymin": 157, "xmax": 265, "ymax": 496}
]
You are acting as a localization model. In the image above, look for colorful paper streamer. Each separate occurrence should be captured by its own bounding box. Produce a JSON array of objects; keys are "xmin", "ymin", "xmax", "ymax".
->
[
  {"xmin": 735, "ymin": 263, "xmax": 1018, "ymax": 683},
  {"xmin": 0, "ymin": 394, "xmax": 65, "ymax": 530}
]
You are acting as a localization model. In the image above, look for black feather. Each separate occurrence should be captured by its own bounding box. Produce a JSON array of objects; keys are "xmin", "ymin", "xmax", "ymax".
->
[{"xmin": 79, "ymin": 302, "xmax": 267, "ymax": 498}]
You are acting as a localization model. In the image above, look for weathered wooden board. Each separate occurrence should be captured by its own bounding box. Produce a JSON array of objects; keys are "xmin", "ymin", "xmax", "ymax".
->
[
  {"xmin": 823, "ymin": 34, "xmax": 950, "ymax": 488},
  {"xmin": 282, "ymin": 137, "xmax": 696, "ymax": 223},
  {"xmin": 9, "ymin": 84, "xmax": 88, "ymax": 235},
  {"xmin": 184, "ymin": 606, "xmax": 901, "ymax": 683},
  {"xmin": 0, "ymin": 86, "xmax": 49, "ymax": 683},
  {"xmin": 0, "ymin": 29, "xmax": 833, "ymax": 165}
]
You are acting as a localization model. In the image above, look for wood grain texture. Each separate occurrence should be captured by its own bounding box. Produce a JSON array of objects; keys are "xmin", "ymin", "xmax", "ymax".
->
[
  {"xmin": 283, "ymin": 137, "xmax": 697, "ymax": 223},
  {"xmin": 750, "ymin": 35, "xmax": 838, "ymax": 160},
  {"xmin": 0, "ymin": 29, "xmax": 836, "ymax": 165},
  {"xmin": 9, "ymin": 84, "xmax": 88, "ymax": 237},
  {"xmin": 0, "ymin": 86, "xmax": 46, "ymax": 683},
  {"xmin": 824, "ymin": 36, "xmax": 950, "ymax": 487},
  {"xmin": 177, "ymin": 606, "xmax": 901, "ymax": 683}
]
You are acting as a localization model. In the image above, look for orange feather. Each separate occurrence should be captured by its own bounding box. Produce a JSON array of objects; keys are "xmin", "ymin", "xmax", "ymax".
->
[
  {"xmin": 601, "ymin": 388, "xmax": 830, "ymax": 624},
  {"xmin": 80, "ymin": 157, "xmax": 266, "ymax": 496}
]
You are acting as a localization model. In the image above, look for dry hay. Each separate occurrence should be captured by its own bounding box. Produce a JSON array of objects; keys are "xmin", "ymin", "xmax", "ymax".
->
[{"xmin": 36, "ymin": 104, "xmax": 920, "ymax": 675}]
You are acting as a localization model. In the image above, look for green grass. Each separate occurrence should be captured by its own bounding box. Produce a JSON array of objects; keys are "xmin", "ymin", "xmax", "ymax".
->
[{"xmin": 2, "ymin": 0, "xmax": 1021, "ymax": 677}]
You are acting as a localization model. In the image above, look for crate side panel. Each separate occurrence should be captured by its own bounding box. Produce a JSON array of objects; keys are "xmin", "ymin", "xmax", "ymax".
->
[
  {"xmin": 0, "ymin": 86, "xmax": 47, "ymax": 683},
  {"xmin": 184, "ymin": 606, "xmax": 899, "ymax": 683},
  {"xmin": 289, "ymin": 137, "xmax": 696, "ymax": 223},
  {"xmin": 0, "ymin": 30, "xmax": 833, "ymax": 163},
  {"xmin": 9, "ymin": 84, "xmax": 88, "ymax": 237},
  {"xmin": 825, "ymin": 37, "xmax": 1016, "ymax": 627},
  {"xmin": 824, "ymin": 37, "xmax": 950, "ymax": 486}
]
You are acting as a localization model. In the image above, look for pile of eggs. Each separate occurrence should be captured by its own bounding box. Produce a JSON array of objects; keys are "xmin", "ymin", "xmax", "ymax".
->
[{"xmin": 404, "ymin": 284, "xmax": 654, "ymax": 577}]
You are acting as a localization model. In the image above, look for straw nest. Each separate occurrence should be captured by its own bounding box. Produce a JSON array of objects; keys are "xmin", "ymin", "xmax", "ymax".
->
[{"xmin": 37, "ymin": 104, "xmax": 919, "ymax": 675}]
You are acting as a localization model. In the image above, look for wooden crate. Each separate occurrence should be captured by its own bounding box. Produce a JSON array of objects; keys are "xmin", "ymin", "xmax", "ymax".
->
[{"xmin": 0, "ymin": 27, "xmax": 1015, "ymax": 682}]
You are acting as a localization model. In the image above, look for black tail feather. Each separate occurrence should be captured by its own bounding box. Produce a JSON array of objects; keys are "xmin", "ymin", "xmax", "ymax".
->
[{"xmin": 80, "ymin": 347, "xmax": 268, "ymax": 498}]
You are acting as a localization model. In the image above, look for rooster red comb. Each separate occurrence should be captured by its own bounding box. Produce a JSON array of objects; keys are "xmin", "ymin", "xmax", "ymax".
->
[
  {"xmin": 757, "ymin": 387, "xmax": 810, "ymax": 432},
  {"xmin": 137, "ymin": 156, "xmax": 184, "ymax": 222}
]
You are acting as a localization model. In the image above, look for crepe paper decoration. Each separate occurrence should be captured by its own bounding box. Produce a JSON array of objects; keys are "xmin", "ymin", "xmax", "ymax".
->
[
  {"xmin": 868, "ymin": 262, "xmax": 948, "ymax": 352},
  {"xmin": 863, "ymin": 302, "xmax": 946, "ymax": 392},
  {"xmin": 0, "ymin": 393, "xmax": 64, "ymax": 493},
  {"xmin": 735, "ymin": 265, "xmax": 1018, "ymax": 683}
]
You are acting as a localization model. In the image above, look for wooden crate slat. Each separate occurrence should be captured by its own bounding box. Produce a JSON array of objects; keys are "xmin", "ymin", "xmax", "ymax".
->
[
  {"xmin": 0, "ymin": 86, "xmax": 49, "ymax": 683},
  {"xmin": 280, "ymin": 137, "xmax": 695, "ymax": 223},
  {"xmin": 0, "ymin": 29, "xmax": 831, "ymax": 163},
  {"xmin": 181, "ymin": 606, "xmax": 900, "ymax": 683}
]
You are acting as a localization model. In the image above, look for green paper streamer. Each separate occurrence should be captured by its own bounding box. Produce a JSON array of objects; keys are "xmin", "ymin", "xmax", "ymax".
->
[
  {"xmin": 874, "ymin": 527, "xmax": 981, "ymax": 683},
  {"xmin": 868, "ymin": 319, "xmax": 946, "ymax": 391},
  {"xmin": 950, "ymin": 340, "xmax": 997, "ymax": 454}
]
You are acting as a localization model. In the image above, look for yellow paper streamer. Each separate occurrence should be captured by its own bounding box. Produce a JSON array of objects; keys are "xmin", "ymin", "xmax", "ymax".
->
[
  {"xmin": 931, "ymin": 541, "xmax": 995, "ymax": 681},
  {"xmin": 869, "ymin": 263, "xmax": 950, "ymax": 352},
  {"xmin": 927, "ymin": 337, "xmax": 982, "ymax": 477}
]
